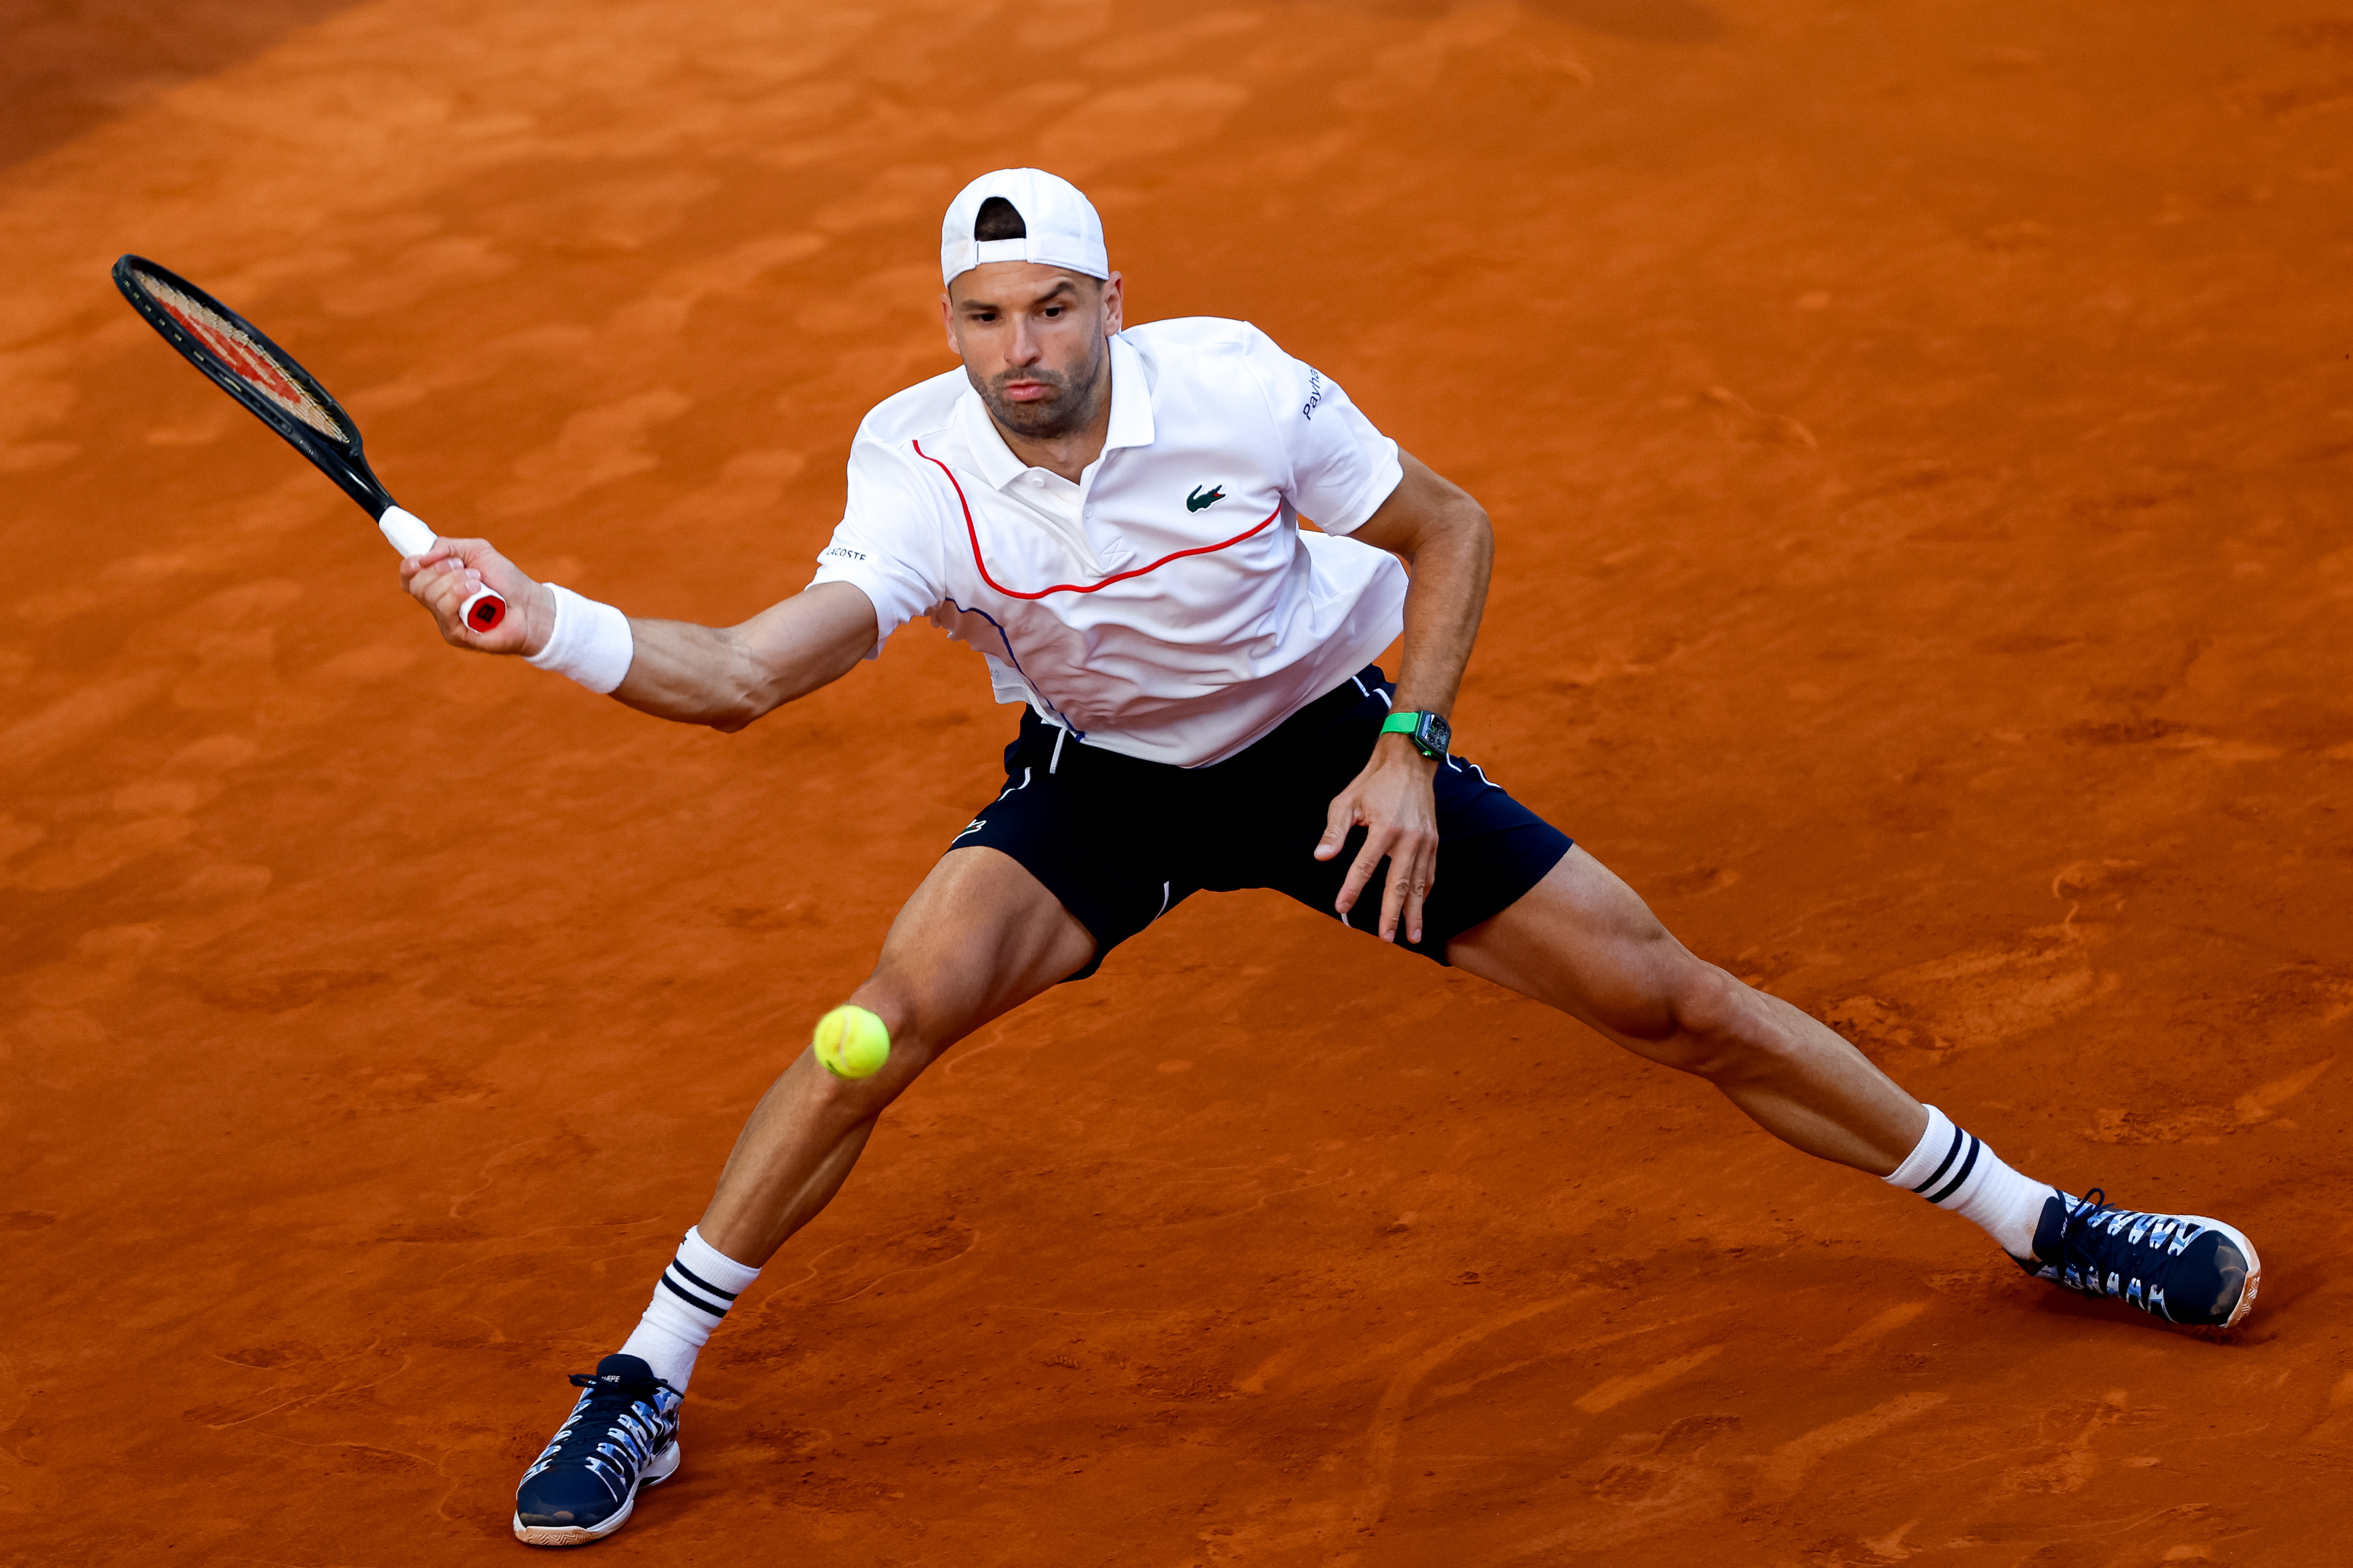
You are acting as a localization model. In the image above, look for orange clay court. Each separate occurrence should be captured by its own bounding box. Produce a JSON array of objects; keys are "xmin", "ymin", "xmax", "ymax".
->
[{"xmin": 3, "ymin": 1, "xmax": 2350, "ymax": 1562}]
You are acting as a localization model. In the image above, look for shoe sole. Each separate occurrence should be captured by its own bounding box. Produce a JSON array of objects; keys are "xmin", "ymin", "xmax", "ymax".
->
[{"xmin": 512, "ymin": 1441, "xmax": 681, "ymax": 1548}]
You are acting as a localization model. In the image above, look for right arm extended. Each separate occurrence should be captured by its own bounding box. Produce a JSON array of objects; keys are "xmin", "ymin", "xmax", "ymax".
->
[{"xmin": 401, "ymin": 537, "xmax": 880, "ymax": 732}]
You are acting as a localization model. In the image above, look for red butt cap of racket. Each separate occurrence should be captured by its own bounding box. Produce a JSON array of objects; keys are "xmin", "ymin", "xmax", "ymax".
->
[
  {"xmin": 379, "ymin": 506, "xmax": 505, "ymax": 633},
  {"xmin": 459, "ymin": 587, "xmax": 507, "ymax": 632}
]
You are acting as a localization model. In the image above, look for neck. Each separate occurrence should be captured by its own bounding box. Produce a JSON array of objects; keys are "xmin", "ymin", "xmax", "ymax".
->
[{"xmin": 991, "ymin": 351, "xmax": 1114, "ymax": 483}]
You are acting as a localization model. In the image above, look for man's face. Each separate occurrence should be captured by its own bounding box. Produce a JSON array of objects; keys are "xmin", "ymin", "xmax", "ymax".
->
[{"xmin": 941, "ymin": 261, "xmax": 1125, "ymax": 441}]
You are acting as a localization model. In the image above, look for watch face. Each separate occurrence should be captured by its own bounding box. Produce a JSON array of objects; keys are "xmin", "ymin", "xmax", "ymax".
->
[{"xmin": 1421, "ymin": 713, "xmax": 1451, "ymax": 756}]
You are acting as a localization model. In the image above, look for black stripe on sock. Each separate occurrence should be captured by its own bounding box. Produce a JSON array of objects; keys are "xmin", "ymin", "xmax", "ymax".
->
[
  {"xmin": 1925, "ymin": 1134, "xmax": 1983, "ymax": 1206},
  {"xmin": 1909, "ymin": 1125, "xmax": 1967, "ymax": 1195},
  {"xmin": 668, "ymin": 1259, "xmax": 741, "ymax": 1302},
  {"xmin": 660, "ymin": 1273, "xmax": 731, "ymax": 1319}
]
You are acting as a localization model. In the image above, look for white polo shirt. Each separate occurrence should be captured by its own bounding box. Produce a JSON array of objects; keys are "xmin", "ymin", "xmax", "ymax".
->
[{"xmin": 808, "ymin": 317, "xmax": 1408, "ymax": 766}]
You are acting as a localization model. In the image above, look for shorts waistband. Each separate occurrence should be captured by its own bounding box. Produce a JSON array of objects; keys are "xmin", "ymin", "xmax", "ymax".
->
[{"xmin": 1015, "ymin": 665, "xmax": 1388, "ymax": 779}]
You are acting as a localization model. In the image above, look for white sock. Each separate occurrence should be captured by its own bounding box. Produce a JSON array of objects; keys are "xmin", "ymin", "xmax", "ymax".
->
[
  {"xmin": 1884, "ymin": 1105, "xmax": 2054, "ymax": 1261},
  {"xmin": 617, "ymin": 1227, "xmax": 760, "ymax": 1392}
]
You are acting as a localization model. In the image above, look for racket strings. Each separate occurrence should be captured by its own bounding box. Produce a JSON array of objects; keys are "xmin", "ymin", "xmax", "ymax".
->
[{"xmin": 131, "ymin": 270, "xmax": 349, "ymax": 444}]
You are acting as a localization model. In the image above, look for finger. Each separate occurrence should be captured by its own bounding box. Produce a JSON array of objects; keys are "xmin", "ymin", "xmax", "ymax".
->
[
  {"xmin": 417, "ymin": 566, "xmax": 482, "ymax": 638},
  {"xmin": 1315, "ymin": 792, "xmax": 1360, "ymax": 863},
  {"xmin": 425, "ymin": 561, "xmax": 470, "ymax": 610},
  {"xmin": 410, "ymin": 552, "xmax": 456, "ymax": 587},
  {"xmin": 415, "ymin": 571, "xmax": 462, "ymax": 628},
  {"xmin": 1404, "ymin": 837, "xmax": 1437, "ymax": 946},
  {"xmin": 1380, "ymin": 849, "xmax": 1414, "ymax": 942},
  {"xmin": 417, "ymin": 539, "xmax": 498, "ymax": 584},
  {"xmin": 1376, "ymin": 821, "xmax": 1438, "ymax": 941},
  {"xmin": 1336, "ymin": 824, "xmax": 1394, "ymax": 918},
  {"xmin": 398, "ymin": 547, "xmax": 451, "ymax": 584}
]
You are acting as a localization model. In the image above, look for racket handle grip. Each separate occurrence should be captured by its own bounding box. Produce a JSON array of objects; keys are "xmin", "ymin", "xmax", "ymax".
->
[
  {"xmin": 380, "ymin": 505, "xmax": 506, "ymax": 632},
  {"xmin": 378, "ymin": 505, "xmax": 436, "ymax": 556}
]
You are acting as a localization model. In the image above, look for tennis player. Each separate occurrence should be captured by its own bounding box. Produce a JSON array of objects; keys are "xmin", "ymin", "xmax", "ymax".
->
[{"xmin": 401, "ymin": 169, "xmax": 2262, "ymax": 1549}]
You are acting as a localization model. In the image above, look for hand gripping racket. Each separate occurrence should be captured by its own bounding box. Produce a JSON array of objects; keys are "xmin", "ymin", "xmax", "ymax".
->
[{"xmin": 112, "ymin": 255, "xmax": 506, "ymax": 633}]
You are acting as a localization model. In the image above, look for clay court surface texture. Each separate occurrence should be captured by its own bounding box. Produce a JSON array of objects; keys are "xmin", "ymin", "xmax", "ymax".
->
[{"xmin": 4, "ymin": 1, "xmax": 2351, "ymax": 1562}]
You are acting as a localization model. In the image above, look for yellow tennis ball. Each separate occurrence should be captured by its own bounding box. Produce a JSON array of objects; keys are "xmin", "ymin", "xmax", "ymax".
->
[{"xmin": 813, "ymin": 1004, "xmax": 890, "ymax": 1079}]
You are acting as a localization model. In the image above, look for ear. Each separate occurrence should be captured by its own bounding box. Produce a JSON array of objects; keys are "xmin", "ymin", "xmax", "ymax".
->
[
  {"xmin": 1100, "ymin": 271, "xmax": 1125, "ymax": 336},
  {"xmin": 939, "ymin": 289, "xmax": 958, "ymax": 354}
]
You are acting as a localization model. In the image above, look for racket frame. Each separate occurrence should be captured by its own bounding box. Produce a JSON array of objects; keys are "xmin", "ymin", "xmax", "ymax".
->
[
  {"xmin": 113, "ymin": 255, "xmax": 394, "ymax": 518},
  {"xmin": 113, "ymin": 254, "xmax": 507, "ymax": 633}
]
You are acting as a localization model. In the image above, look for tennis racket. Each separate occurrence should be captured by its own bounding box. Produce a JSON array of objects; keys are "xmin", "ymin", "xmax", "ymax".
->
[{"xmin": 112, "ymin": 255, "xmax": 506, "ymax": 633}]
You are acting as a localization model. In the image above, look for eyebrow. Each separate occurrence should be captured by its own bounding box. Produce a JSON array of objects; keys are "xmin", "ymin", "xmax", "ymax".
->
[{"xmin": 960, "ymin": 279, "xmax": 1083, "ymax": 312}]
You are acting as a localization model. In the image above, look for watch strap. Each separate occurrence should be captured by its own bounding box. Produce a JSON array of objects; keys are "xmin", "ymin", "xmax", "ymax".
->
[{"xmin": 1380, "ymin": 709, "xmax": 1451, "ymax": 759}]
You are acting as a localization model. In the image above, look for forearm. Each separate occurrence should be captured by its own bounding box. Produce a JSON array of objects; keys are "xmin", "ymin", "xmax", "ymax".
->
[
  {"xmin": 1321, "ymin": 485, "xmax": 1488, "ymax": 942},
  {"xmin": 610, "ymin": 583, "xmax": 877, "ymax": 732},
  {"xmin": 1388, "ymin": 504, "xmax": 1491, "ymax": 719},
  {"xmin": 405, "ymin": 536, "xmax": 879, "ymax": 726},
  {"xmin": 610, "ymin": 620, "xmax": 801, "ymax": 730}
]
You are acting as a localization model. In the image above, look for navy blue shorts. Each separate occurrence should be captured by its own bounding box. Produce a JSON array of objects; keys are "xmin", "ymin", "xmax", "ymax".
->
[{"xmin": 949, "ymin": 666, "xmax": 1574, "ymax": 980}]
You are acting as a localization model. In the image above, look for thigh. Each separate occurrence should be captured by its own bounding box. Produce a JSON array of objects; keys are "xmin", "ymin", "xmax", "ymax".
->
[
  {"xmin": 1253, "ymin": 745, "xmax": 1571, "ymax": 964},
  {"xmin": 953, "ymin": 717, "xmax": 1200, "ymax": 979},
  {"xmin": 853, "ymin": 846, "xmax": 1098, "ymax": 1063},
  {"xmin": 1444, "ymin": 844, "xmax": 1706, "ymax": 1045}
]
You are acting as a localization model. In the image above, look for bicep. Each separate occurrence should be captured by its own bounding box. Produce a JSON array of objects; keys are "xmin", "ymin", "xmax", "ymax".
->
[
  {"xmin": 735, "ymin": 581, "xmax": 882, "ymax": 697},
  {"xmin": 1344, "ymin": 450, "xmax": 1483, "ymax": 561}
]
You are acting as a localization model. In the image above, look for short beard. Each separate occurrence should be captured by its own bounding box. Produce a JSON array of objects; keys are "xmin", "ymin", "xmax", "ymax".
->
[{"xmin": 972, "ymin": 339, "xmax": 1107, "ymax": 442}]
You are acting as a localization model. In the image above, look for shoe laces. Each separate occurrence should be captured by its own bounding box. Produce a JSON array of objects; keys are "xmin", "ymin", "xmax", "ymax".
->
[
  {"xmin": 520, "ymin": 1372, "xmax": 678, "ymax": 1491},
  {"xmin": 2051, "ymin": 1187, "xmax": 2206, "ymax": 1312}
]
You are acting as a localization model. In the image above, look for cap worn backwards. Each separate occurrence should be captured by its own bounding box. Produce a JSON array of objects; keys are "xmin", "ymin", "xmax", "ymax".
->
[{"xmin": 940, "ymin": 168, "xmax": 1108, "ymax": 287}]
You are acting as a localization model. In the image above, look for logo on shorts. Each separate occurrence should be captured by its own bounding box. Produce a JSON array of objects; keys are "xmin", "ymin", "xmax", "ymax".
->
[{"xmin": 1186, "ymin": 484, "xmax": 1226, "ymax": 512}]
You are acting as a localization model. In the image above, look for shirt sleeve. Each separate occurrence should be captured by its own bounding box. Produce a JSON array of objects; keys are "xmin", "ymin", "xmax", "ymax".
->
[
  {"xmin": 807, "ymin": 428, "xmax": 949, "ymax": 658},
  {"xmin": 1238, "ymin": 325, "xmax": 1404, "ymax": 536}
]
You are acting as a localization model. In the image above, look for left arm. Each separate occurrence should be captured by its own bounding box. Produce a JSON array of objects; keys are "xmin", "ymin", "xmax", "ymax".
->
[{"xmin": 1315, "ymin": 449, "xmax": 1494, "ymax": 945}]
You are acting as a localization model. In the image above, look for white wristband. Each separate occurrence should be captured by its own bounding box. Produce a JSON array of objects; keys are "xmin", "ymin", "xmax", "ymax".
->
[{"xmin": 526, "ymin": 584, "xmax": 633, "ymax": 694}]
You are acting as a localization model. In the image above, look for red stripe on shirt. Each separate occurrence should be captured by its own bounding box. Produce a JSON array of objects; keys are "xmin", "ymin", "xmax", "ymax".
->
[{"xmin": 912, "ymin": 438, "xmax": 1280, "ymax": 600}]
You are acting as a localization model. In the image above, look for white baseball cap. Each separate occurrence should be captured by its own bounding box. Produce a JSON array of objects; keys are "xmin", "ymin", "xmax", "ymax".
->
[{"xmin": 939, "ymin": 168, "xmax": 1109, "ymax": 287}]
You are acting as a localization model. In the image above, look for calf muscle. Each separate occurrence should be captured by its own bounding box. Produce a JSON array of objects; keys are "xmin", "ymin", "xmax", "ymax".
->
[
  {"xmin": 1449, "ymin": 847, "xmax": 1927, "ymax": 1175},
  {"xmin": 695, "ymin": 848, "xmax": 1093, "ymax": 1264}
]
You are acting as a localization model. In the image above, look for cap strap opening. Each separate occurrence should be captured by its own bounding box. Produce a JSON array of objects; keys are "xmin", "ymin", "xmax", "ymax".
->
[{"xmin": 973, "ymin": 196, "xmax": 1027, "ymax": 242}]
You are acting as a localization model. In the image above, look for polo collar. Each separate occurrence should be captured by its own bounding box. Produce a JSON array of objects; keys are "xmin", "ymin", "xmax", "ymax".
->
[
  {"xmin": 1103, "ymin": 331, "xmax": 1154, "ymax": 453},
  {"xmin": 951, "ymin": 331, "xmax": 1155, "ymax": 490}
]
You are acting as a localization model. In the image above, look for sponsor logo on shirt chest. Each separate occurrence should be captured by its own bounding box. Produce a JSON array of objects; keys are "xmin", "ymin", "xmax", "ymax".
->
[{"xmin": 1186, "ymin": 484, "xmax": 1227, "ymax": 513}]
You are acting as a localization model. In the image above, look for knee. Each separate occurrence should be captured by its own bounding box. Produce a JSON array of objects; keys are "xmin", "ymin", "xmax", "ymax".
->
[
  {"xmin": 1666, "ymin": 963, "xmax": 1749, "ymax": 1046},
  {"xmin": 796, "ymin": 982, "xmax": 931, "ymax": 1120},
  {"xmin": 1638, "ymin": 962, "xmax": 1773, "ymax": 1080}
]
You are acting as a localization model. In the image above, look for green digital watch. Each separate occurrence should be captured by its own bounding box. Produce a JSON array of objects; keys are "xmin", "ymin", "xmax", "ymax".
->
[{"xmin": 1380, "ymin": 709, "xmax": 1452, "ymax": 760}]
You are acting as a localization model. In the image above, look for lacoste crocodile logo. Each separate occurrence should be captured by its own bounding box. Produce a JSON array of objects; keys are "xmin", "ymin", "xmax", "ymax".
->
[{"xmin": 1186, "ymin": 484, "xmax": 1226, "ymax": 512}]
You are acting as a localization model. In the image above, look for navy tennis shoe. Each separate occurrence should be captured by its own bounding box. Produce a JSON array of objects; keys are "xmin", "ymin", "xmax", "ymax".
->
[
  {"xmin": 2022, "ymin": 1188, "xmax": 2261, "ymax": 1329},
  {"xmin": 513, "ymin": 1354, "xmax": 682, "ymax": 1547}
]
